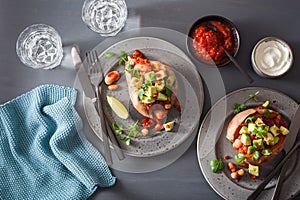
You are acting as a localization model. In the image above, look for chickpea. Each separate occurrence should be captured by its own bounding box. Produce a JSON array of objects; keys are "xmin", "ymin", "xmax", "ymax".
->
[
  {"xmin": 237, "ymin": 169, "xmax": 245, "ymax": 177},
  {"xmin": 141, "ymin": 128, "xmax": 149, "ymax": 136},
  {"xmin": 108, "ymin": 84, "xmax": 118, "ymax": 91},
  {"xmin": 105, "ymin": 71, "xmax": 120, "ymax": 85},
  {"xmin": 154, "ymin": 123, "xmax": 164, "ymax": 131},
  {"xmin": 228, "ymin": 162, "xmax": 236, "ymax": 172},
  {"xmin": 164, "ymin": 103, "xmax": 172, "ymax": 110},
  {"xmin": 233, "ymin": 139, "xmax": 242, "ymax": 149},
  {"xmin": 231, "ymin": 172, "xmax": 239, "ymax": 179}
]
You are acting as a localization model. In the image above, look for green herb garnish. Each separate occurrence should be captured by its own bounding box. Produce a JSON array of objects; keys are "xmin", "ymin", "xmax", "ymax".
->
[
  {"xmin": 132, "ymin": 69, "xmax": 141, "ymax": 79},
  {"xmin": 118, "ymin": 50, "xmax": 127, "ymax": 66},
  {"xmin": 232, "ymin": 91, "xmax": 260, "ymax": 114},
  {"xmin": 210, "ymin": 159, "xmax": 224, "ymax": 173},
  {"xmin": 264, "ymin": 109, "xmax": 270, "ymax": 118},
  {"xmin": 234, "ymin": 153, "xmax": 246, "ymax": 165},
  {"xmin": 253, "ymin": 151, "xmax": 260, "ymax": 160},
  {"xmin": 245, "ymin": 116, "xmax": 255, "ymax": 123},
  {"xmin": 262, "ymin": 149, "xmax": 272, "ymax": 156},
  {"xmin": 112, "ymin": 121, "xmax": 140, "ymax": 145},
  {"xmin": 125, "ymin": 64, "xmax": 133, "ymax": 73}
]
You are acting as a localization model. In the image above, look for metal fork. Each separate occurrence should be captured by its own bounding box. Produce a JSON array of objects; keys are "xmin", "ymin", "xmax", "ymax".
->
[
  {"xmin": 86, "ymin": 51, "xmax": 125, "ymax": 163},
  {"xmin": 87, "ymin": 51, "xmax": 113, "ymax": 165}
]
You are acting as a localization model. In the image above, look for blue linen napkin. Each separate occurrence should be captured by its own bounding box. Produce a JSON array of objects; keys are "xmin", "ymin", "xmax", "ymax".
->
[{"xmin": 0, "ymin": 84, "xmax": 116, "ymax": 200}]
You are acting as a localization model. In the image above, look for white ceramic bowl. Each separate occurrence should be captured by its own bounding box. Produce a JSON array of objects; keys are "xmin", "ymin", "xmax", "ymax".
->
[{"xmin": 251, "ymin": 36, "xmax": 293, "ymax": 78}]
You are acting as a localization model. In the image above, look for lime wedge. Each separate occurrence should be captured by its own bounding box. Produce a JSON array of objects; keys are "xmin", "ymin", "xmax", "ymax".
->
[{"xmin": 107, "ymin": 96, "xmax": 129, "ymax": 119}]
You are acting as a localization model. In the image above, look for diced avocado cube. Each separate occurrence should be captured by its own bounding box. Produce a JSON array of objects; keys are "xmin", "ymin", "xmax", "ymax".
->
[
  {"xmin": 270, "ymin": 124, "xmax": 280, "ymax": 136},
  {"xmin": 253, "ymin": 139, "xmax": 264, "ymax": 149},
  {"xmin": 157, "ymin": 92, "xmax": 167, "ymax": 101},
  {"xmin": 141, "ymin": 96, "xmax": 155, "ymax": 104},
  {"xmin": 270, "ymin": 136, "xmax": 279, "ymax": 146},
  {"xmin": 255, "ymin": 118, "xmax": 265, "ymax": 126},
  {"xmin": 262, "ymin": 100, "xmax": 270, "ymax": 108},
  {"xmin": 239, "ymin": 126, "xmax": 249, "ymax": 134},
  {"xmin": 262, "ymin": 149, "xmax": 272, "ymax": 156},
  {"xmin": 155, "ymin": 80, "xmax": 165, "ymax": 92},
  {"xmin": 138, "ymin": 89, "xmax": 144, "ymax": 101},
  {"xmin": 145, "ymin": 86, "xmax": 157, "ymax": 97},
  {"xmin": 144, "ymin": 71, "xmax": 156, "ymax": 82},
  {"xmin": 280, "ymin": 126, "xmax": 290, "ymax": 135},
  {"xmin": 152, "ymin": 63, "xmax": 160, "ymax": 71},
  {"xmin": 130, "ymin": 77, "xmax": 142, "ymax": 88},
  {"xmin": 264, "ymin": 132, "xmax": 274, "ymax": 145},
  {"xmin": 163, "ymin": 121, "xmax": 175, "ymax": 132},
  {"xmin": 248, "ymin": 164, "xmax": 259, "ymax": 176},
  {"xmin": 241, "ymin": 134, "xmax": 251, "ymax": 146},
  {"xmin": 166, "ymin": 75, "xmax": 176, "ymax": 87},
  {"xmin": 248, "ymin": 122, "xmax": 256, "ymax": 132},
  {"xmin": 155, "ymin": 70, "xmax": 167, "ymax": 80}
]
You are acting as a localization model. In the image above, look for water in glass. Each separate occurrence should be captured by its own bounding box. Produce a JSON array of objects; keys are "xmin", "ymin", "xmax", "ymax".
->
[
  {"xmin": 82, "ymin": 0, "xmax": 127, "ymax": 36},
  {"xmin": 16, "ymin": 24, "xmax": 63, "ymax": 69}
]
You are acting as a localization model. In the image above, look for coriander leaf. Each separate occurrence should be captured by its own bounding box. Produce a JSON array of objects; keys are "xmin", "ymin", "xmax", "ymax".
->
[
  {"xmin": 262, "ymin": 149, "xmax": 272, "ymax": 156},
  {"xmin": 125, "ymin": 64, "xmax": 133, "ymax": 73},
  {"xmin": 233, "ymin": 103, "xmax": 247, "ymax": 114},
  {"xmin": 253, "ymin": 151, "xmax": 260, "ymax": 160},
  {"xmin": 234, "ymin": 153, "xmax": 245, "ymax": 165},
  {"xmin": 125, "ymin": 138, "xmax": 131, "ymax": 146},
  {"xmin": 210, "ymin": 159, "xmax": 224, "ymax": 173},
  {"xmin": 264, "ymin": 109, "xmax": 270, "ymax": 118},
  {"xmin": 132, "ymin": 69, "xmax": 141, "ymax": 79},
  {"xmin": 245, "ymin": 116, "xmax": 255, "ymax": 123}
]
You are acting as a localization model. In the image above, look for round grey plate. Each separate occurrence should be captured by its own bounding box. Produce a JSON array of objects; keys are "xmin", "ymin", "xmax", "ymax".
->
[
  {"xmin": 84, "ymin": 37, "xmax": 204, "ymax": 157},
  {"xmin": 197, "ymin": 87, "xmax": 300, "ymax": 200}
]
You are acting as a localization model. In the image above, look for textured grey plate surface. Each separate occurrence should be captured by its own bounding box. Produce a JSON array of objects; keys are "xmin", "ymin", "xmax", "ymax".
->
[
  {"xmin": 197, "ymin": 87, "xmax": 300, "ymax": 200},
  {"xmin": 84, "ymin": 37, "xmax": 204, "ymax": 157}
]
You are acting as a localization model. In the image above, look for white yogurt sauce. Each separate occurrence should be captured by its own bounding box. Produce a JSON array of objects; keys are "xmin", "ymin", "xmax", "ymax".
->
[{"xmin": 254, "ymin": 39, "xmax": 292, "ymax": 77}]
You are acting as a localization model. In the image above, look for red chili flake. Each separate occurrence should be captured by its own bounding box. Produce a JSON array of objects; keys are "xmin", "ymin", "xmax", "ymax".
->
[
  {"xmin": 242, "ymin": 161, "xmax": 249, "ymax": 168},
  {"xmin": 224, "ymin": 155, "xmax": 230, "ymax": 159},
  {"xmin": 251, "ymin": 175, "xmax": 257, "ymax": 180},
  {"xmin": 155, "ymin": 80, "xmax": 161, "ymax": 85},
  {"xmin": 242, "ymin": 146, "xmax": 248, "ymax": 154},
  {"xmin": 156, "ymin": 73, "xmax": 162, "ymax": 78}
]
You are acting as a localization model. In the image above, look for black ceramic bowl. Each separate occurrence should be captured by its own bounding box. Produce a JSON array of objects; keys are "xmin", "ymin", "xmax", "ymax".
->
[{"xmin": 187, "ymin": 15, "xmax": 240, "ymax": 67}]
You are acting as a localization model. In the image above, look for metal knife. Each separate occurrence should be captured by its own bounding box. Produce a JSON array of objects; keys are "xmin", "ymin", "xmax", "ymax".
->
[
  {"xmin": 71, "ymin": 45, "xmax": 124, "ymax": 162},
  {"xmin": 247, "ymin": 104, "xmax": 300, "ymax": 200},
  {"xmin": 71, "ymin": 45, "xmax": 95, "ymax": 99}
]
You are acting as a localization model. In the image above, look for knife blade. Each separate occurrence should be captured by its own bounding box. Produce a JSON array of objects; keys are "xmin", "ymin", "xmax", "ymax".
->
[
  {"xmin": 247, "ymin": 104, "xmax": 300, "ymax": 200},
  {"xmin": 71, "ymin": 45, "xmax": 95, "ymax": 100}
]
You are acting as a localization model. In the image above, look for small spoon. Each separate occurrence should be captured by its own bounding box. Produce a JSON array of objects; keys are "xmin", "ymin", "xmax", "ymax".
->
[{"xmin": 206, "ymin": 22, "xmax": 253, "ymax": 83}]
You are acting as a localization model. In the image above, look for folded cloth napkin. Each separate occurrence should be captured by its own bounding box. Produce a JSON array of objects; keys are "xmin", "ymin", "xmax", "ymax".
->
[{"xmin": 0, "ymin": 84, "xmax": 116, "ymax": 200}]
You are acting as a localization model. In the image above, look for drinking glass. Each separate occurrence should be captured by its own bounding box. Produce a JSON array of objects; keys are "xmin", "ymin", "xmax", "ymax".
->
[
  {"xmin": 82, "ymin": 0, "xmax": 128, "ymax": 37},
  {"xmin": 16, "ymin": 24, "xmax": 63, "ymax": 69}
]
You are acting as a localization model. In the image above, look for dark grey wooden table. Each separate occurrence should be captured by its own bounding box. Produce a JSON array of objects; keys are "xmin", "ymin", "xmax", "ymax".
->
[{"xmin": 1, "ymin": 0, "xmax": 299, "ymax": 199}]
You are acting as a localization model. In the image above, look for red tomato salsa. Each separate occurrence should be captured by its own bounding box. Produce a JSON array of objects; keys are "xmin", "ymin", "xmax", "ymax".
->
[{"xmin": 192, "ymin": 21, "xmax": 233, "ymax": 64}]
